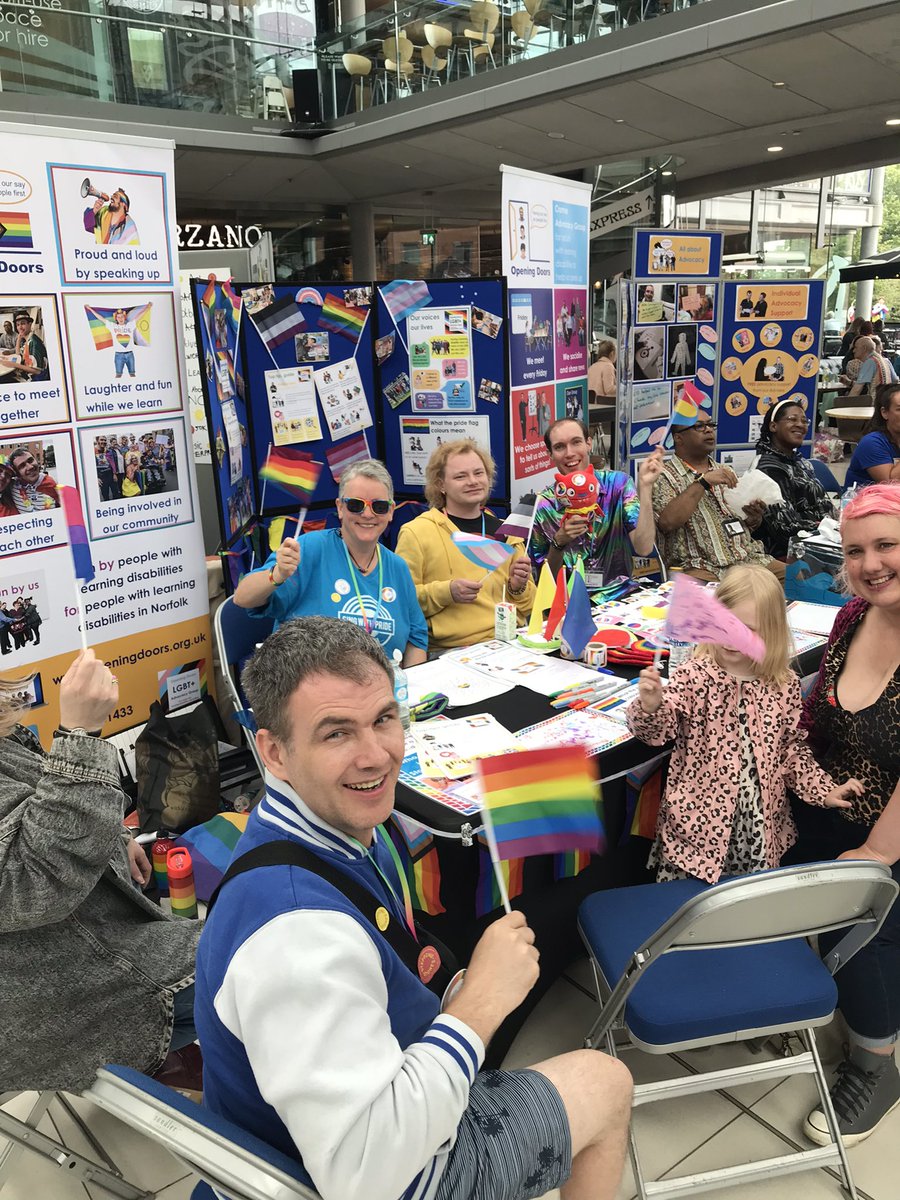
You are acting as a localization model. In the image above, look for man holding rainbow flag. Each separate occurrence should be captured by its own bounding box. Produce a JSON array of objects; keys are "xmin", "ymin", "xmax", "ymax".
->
[
  {"xmin": 196, "ymin": 617, "xmax": 632, "ymax": 1200},
  {"xmin": 652, "ymin": 385, "xmax": 784, "ymax": 584}
]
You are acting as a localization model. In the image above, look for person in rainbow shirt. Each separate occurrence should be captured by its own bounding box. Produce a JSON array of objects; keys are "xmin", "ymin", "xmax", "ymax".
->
[{"xmin": 83, "ymin": 187, "xmax": 139, "ymax": 246}]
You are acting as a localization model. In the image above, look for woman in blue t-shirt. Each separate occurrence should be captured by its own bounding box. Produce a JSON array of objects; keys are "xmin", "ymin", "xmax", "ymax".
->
[
  {"xmin": 234, "ymin": 460, "xmax": 427, "ymax": 666},
  {"xmin": 845, "ymin": 384, "xmax": 900, "ymax": 491}
]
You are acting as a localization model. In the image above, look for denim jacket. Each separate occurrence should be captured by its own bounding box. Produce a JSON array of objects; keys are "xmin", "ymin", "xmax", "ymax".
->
[{"xmin": 0, "ymin": 727, "xmax": 199, "ymax": 1091}]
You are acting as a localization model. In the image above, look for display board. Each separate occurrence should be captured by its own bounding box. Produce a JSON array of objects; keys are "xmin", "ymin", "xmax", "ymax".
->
[
  {"xmin": 194, "ymin": 281, "xmax": 380, "ymax": 551},
  {"xmin": 501, "ymin": 165, "xmax": 591, "ymax": 502},
  {"xmin": 0, "ymin": 122, "xmax": 210, "ymax": 741},
  {"xmin": 376, "ymin": 279, "xmax": 510, "ymax": 501},
  {"xmin": 625, "ymin": 228, "xmax": 725, "ymax": 465},
  {"xmin": 193, "ymin": 275, "xmax": 254, "ymax": 545},
  {"xmin": 717, "ymin": 281, "xmax": 824, "ymax": 459}
]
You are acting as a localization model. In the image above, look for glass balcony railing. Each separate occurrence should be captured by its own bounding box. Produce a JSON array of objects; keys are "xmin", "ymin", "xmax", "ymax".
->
[
  {"xmin": 317, "ymin": 0, "xmax": 711, "ymax": 121},
  {"xmin": 0, "ymin": 0, "xmax": 708, "ymax": 125}
]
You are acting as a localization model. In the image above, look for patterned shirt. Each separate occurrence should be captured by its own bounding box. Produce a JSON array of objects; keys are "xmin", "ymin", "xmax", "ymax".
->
[
  {"xmin": 652, "ymin": 454, "xmax": 771, "ymax": 577},
  {"xmin": 531, "ymin": 469, "xmax": 640, "ymax": 585}
]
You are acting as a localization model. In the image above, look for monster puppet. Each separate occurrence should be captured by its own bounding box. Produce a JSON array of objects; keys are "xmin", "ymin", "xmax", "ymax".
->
[{"xmin": 553, "ymin": 467, "xmax": 600, "ymax": 526}]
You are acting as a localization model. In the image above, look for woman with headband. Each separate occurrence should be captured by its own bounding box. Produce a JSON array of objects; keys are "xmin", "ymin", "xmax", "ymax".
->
[{"xmin": 752, "ymin": 397, "xmax": 832, "ymax": 557}]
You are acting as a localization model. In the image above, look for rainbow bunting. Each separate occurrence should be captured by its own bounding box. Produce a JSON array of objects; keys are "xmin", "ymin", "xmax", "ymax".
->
[
  {"xmin": 451, "ymin": 530, "xmax": 516, "ymax": 571},
  {"xmin": 60, "ymin": 485, "xmax": 95, "ymax": 583},
  {"xmin": 478, "ymin": 744, "xmax": 604, "ymax": 861},
  {"xmin": 0, "ymin": 211, "xmax": 33, "ymax": 250},
  {"xmin": 319, "ymin": 292, "xmax": 368, "ymax": 343},
  {"xmin": 553, "ymin": 848, "xmax": 592, "ymax": 882},
  {"xmin": 260, "ymin": 447, "xmax": 322, "ymax": 504}
]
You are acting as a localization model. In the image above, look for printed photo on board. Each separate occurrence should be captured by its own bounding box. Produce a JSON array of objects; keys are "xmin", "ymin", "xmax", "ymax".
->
[
  {"xmin": 666, "ymin": 324, "xmax": 697, "ymax": 379},
  {"xmin": 0, "ymin": 599, "xmax": 44, "ymax": 656},
  {"xmin": 636, "ymin": 283, "xmax": 675, "ymax": 323},
  {"xmin": 0, "ymin": 306, "xmax": 50, "ymax": 385},
  {"xmin": 677, "ymin": 286, "xmax": 714, "ymax": 322},
  {"xmin": 633, "ymin": 326, "xmax": 665, "ymax": 381},
  {"xmin": 0, "ymin": 440, "xmax": 59, "ymax": 517},
  {"xmin": 92, "ymin": 428, "xmax": 177, "ymax": 503}
]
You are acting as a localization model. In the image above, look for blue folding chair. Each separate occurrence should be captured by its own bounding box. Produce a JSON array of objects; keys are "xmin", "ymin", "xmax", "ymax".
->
[
  {"xmin": 86, "ymin": 1065, "xmax": 320, "ymax": 1200},
  {"xmin": 213, "ymin": 597, "xmax": 275, "ymax": 778},
  {"xmin": 809, "ymin": 457, "xmax": 843, "ymax": 495},
  {"xmin": 578, "ymin": 861, "xmax": 898, "ymax": 1200}
]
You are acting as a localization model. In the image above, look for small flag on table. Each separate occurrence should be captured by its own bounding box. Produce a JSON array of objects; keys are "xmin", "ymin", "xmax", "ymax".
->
[
  {"xmin": 560, "ymin": 571, "xmax": 596, "ymax": 659},
  {"xmin": 380, "ymin": 279, "xmax": 432, "ymax": 325},
  {"xmin": 477, "ymin": 745, "xmax": 603, "ymax": 912},
  {"xmin": 260, "ymin": 447, "xmax": 322, "ymax": 505},
  {"xmin": 319, "ymin": 292, "xmax": 368, "ymax": 343},
  {"xmin": 451, "ymin": 530, "xmax": 516, "ymax": 571},
  {"xmin": 60, "ymin": 485, "xmax": 95, "ymax": 583},
  {"xmin": 495, "ymin": 499, "xmax": 536, "ymax": 541},
  {"xmin": 544, "ymin": 568, "xmax": 569, "ymax": 640}
]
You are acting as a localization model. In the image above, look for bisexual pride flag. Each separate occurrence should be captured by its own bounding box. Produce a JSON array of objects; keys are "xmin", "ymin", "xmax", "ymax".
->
[
  {"xmin": 60, "ymin": 485, "xmax": 95, "ymax": 583},
  {"xmin": 478, "ymin": 744, "xmax": 604, "ymax": 862}
]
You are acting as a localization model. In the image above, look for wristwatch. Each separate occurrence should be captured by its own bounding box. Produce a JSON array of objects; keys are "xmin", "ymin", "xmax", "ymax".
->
[
  {"xmin": 54, "ymin": 726, "xmax": 101, "ymax": 738},
  {"xmin": 694, "ymin": 472, "xmax": 712, "ymax": 493},
  {"xmin": 550, "ymin": 536, "xmax": 565, "ymax": 551}
]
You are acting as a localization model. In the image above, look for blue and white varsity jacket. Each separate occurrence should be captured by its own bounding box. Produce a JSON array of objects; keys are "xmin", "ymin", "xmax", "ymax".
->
[{"xmin": 194, "ymin": 773, "xmax": 485, "ymax": 1200}]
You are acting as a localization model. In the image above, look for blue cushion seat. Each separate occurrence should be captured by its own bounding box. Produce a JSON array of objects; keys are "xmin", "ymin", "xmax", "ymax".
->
[
  {"xmin": 578, "ymin": 879, "xmax": 838, "ymax": 1047},
  {"xmin": 101, "ymin": 1064, "xmax": 315, "ymax": 1192}
]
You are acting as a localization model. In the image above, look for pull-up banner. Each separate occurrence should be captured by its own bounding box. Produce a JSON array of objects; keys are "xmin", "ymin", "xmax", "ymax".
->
[
  {"xmin": 0, "ymin": 122, "xmax": 209, "ymax": 741},
  {"xmin": 501, "ymin": 165, "xmax": 591, "ymax": 501}
]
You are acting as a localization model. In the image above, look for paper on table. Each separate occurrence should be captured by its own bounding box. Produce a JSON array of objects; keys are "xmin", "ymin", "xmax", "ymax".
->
[
  {"xmin": 787, "ymin": 601, "xmax": 838, "ymax": 638},
  {"xmin": 413, "ymin": 713, "xmax": 520, "ymax": 779},
  {"xmin": 445, "ymin": 640, "xmax": 600, "ymax": 697},
  {"xmin": 514, "ymin": 708, "xmax": 632, "ymax": 755},
  {"xmin": 405, "ymin": 658, "xmax": 511, "ymax": 707}
]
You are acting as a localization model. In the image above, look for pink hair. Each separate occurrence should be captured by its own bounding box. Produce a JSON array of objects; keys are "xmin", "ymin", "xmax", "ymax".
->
[{"xmin": 841, "ymin": 482, "xmax": 900, "ymax": 525}]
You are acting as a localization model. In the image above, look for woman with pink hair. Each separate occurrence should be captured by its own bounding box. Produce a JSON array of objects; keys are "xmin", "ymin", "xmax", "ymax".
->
[{"xmin": 797, "ymin": 482, "xmax": 900, "ymax": 1148}]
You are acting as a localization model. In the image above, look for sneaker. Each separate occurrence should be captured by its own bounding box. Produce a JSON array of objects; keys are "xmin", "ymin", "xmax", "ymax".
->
[
  {"xmin": 151, "ymin": 1041, "xmax": 203, "ymax": 1102},
  {"xmin": 805, "ymin": 1046, "xmax": 900, "ymax": 1147}
]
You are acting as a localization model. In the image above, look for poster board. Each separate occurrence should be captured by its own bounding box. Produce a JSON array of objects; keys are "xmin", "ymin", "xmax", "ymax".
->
[
  {"xmin": 717, "ymin": 280, "xmax": 824, "ymax": 448},
  {"xmin": 0, "ymin": 122, "xmax": 210, "ymax": 742},
  {"xmin": 625, "ymin": 228, "xmax": 725, "ymax": 464},
  {"xmin": 377, "ymin": 279, "xmax": 510, "ymax": 501},
  {"xmin": 501, "ymin": 165, "xmax": 591, "ymax": 502}
]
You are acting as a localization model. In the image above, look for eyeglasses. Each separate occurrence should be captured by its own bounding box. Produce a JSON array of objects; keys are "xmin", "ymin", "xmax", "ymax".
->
[
  {"xmin": 341, "ymin": 497, "xmax": 393, "ymax": 516},
  {"xmin": 690, "ymin": 421, "xmax": 717, "ymax": 431}
]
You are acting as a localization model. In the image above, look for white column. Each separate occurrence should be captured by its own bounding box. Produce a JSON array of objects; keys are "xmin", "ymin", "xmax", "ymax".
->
[{"xmin": 855, "ymin": 167, "xmax": 885, "ymax": 320}]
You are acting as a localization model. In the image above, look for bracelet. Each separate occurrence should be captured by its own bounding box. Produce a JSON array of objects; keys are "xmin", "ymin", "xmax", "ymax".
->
[
  {"xmin": 507, "ymin": 578, "xmax": 527, "ymax": 597},
  {"xmin": 268, "ymin": 566, "xmax": 284, "ymax": 587},
  {"xmin": 550, "ymin": 537, "xmax": 565, "ymax": 551}
]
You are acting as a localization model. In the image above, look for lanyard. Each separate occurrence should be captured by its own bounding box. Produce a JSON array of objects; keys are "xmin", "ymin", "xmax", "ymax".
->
[
  {"xmin": 351, "ymin": 826, "xmax": 417, "ymax": 941},
  {"xmin": 340, "ymin": 538, "xmax": 383, "ymax": 634}
]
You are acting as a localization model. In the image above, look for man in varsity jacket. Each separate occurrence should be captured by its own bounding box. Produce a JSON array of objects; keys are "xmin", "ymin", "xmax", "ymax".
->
[{"xmin": 194, "ymin": 616, "xmax": 632, "ymax": 1200}]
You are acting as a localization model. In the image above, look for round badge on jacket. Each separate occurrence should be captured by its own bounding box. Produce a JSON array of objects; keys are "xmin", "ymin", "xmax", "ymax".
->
[{"xmin": 418, "ymin": 944, "xmax": 442, "ymax": 984}]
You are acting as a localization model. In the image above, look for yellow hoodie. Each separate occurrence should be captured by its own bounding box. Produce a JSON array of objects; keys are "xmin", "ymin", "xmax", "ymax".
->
[{"xmin": 395, "ymin": 508, "xmax": 535, "ymax": 649}]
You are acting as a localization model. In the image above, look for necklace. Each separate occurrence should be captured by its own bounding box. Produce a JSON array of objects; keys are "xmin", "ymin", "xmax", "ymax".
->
[{"xmin": 340, "ymin": 531, "xmax": 377, "ymax": 574}]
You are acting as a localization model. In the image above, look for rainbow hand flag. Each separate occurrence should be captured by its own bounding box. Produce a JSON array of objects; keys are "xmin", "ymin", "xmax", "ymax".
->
[
  {"xmin": 260, "ymin": 447, "xmax": 322, "ymax": 504},
  {"xmin": 451, "ymin": 530, "xmax": 516, "ymax": 571},
  {"xmin": 60, "ymin": 485, "xmax": 95, "ymax": 583},
  {"xmin": 319, "ymin": 292, "xmax": 368, "ymax": 343},
  {"xmin": 478, "ymin": 744, "xmax": 603, "ymax": 861}
]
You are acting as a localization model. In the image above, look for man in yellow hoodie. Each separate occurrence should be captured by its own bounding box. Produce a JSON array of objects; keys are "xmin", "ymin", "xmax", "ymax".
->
[{"xmin": 396, "ymin": 439, "xmax": 535, "ymax": 649}]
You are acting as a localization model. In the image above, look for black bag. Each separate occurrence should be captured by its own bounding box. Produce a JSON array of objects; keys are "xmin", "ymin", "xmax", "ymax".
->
[{"xmin": 134, "ymin": 697, "xmax": 220, "ymax": 834}]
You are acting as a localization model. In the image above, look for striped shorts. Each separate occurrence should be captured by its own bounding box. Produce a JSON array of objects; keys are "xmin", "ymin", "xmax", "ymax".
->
[{"xmin": 435, "ymin": 1068, "xmax": 572, "ymax": 1200}]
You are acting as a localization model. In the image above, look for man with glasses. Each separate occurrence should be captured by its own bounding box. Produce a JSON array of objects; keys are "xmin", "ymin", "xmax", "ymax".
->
[{"xmin": 653, "ymin": 412, "xmax": 783, "ymax": 583}]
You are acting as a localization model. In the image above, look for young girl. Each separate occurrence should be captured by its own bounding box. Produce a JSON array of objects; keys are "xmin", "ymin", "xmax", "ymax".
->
[{"xmin": 626, "ymin": 563, "xmax": 863, "ymax": 883}]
